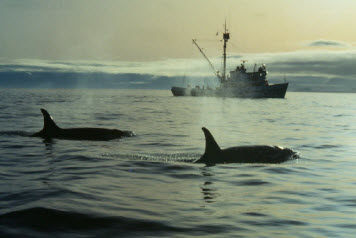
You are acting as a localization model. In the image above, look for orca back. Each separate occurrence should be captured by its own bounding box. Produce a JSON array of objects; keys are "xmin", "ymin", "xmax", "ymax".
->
[
  {"xmin": 195, "ymin": 127, "xmax": 298, "ymax": 165},
  {"xmin": 32, "ymin": 109, "xmax": 133, "ymax": 140}
]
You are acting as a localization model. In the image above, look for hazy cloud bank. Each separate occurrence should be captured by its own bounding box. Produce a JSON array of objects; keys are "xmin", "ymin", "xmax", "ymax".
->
[
  {"xmin": 304, "ymin": 40, "xmax": 352, "ymax": 48},
  {"xmin": 1, "ymin": 50, "xmax": 356, "ymax": 92}
]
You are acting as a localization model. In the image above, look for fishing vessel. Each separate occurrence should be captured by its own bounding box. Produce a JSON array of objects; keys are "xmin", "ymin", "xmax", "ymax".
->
[{"xmin": 171, "ymin": 24, "xmax": 288, "ymax": 98}]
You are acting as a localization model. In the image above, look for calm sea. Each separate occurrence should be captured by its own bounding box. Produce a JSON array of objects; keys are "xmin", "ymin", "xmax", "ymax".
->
[{"xmin": 0, "ymin": 89, "xmax": 355, "ymax": 237}]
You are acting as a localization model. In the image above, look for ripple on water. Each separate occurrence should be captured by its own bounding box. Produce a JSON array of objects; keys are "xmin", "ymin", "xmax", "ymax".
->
[
  {"xmin": 300, "ymin": 144, "xmax": 341, "ymax": 149},
  {"xmin": 242, "ymin": 212, "xmax": 267, "ymax": 217},
  {"xmin": 241, "ymin": 218, "xmax": 308, "ymax": 227},
  {"xmin": 110, "ymin": 153, "xmax": 199, "ymax": 163},
  {"xmin": 230, "ymin": 179, "xmax": 271, "ymax": 186},
  {"xmin": 262, "ymin": 167, "xmax": 295, "ymax": 174},
  {"xmin": 1, "ymin": 207, "xmax": 251, "ymax": 237}
]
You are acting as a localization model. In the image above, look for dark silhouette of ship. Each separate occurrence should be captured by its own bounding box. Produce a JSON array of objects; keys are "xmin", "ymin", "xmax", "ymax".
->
[{"xmin": 171, "ymin": 24, "xmax": 288, "ymax": 98}]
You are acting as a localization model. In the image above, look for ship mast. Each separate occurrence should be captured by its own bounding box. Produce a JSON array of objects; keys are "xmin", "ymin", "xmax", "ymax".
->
[
  {"xmin": 191, "ymin": 22, "xmax": 229, "ymax": 84},
  {"xmin": 222, "ymin": 21, "xmax": 230, "ymax": 82}
]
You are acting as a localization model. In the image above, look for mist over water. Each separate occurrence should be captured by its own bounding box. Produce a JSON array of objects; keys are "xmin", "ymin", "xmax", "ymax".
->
[{"xmin": 0, "ymin": 89, "xmax": 355, "ymax": 237}]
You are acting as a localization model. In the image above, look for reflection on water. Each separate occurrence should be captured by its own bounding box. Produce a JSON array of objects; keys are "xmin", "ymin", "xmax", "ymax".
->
[
  {"xmin": 200, "ymin": 181, "xmax": 220, "ymax": 203},
  {"xmin": 200, "ymin": 167, "xmax": 220, "ymax": 203}
]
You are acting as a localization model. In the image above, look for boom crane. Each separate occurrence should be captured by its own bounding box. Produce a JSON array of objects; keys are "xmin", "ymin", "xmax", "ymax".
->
[{"xmin": 192, "ymin": 39, "xmax": 223, "ymax": 82}]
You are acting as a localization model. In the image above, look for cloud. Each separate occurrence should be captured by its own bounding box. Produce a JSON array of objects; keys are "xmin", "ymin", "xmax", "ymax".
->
[
  {"xmin": 1, "ymin": 49, "xmax": 356, "ymax": 92},
  {"xmin": 227, "ymin": 50, "xmax": 356, "ymax": 78},
  {"xmin": 304, "ymin": 40, "xmax": 351, "ymax": 48},
  {"xmin": 2, "ymin": 50, "xmax": 356, "ymax": 79}
]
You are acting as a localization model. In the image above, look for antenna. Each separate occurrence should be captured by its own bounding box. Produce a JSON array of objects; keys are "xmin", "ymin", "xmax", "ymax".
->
[{"xmin": 222, "ymin": 20, "xmax": 230, "ymax": 82}]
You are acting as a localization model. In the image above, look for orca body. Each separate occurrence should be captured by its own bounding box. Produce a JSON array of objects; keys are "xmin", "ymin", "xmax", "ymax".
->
[
  {"xmin": 195, "ymin": 127, "xmax": 297, "ymax": 165},
  {"xmin": 32, "ymin": 109, "xmax": 132, "ymax": 141}
]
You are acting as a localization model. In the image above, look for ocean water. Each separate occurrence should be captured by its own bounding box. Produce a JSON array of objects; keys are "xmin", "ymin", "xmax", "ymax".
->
[{"xmin": 0, "ymin": 88, "xmax": 355, "ymax": 237}]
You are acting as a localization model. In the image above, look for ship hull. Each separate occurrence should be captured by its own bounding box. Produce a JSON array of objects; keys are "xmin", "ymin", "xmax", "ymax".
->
[{"xmin": 171, "ymin": 83, "xmax": 288, "ymax": 98}]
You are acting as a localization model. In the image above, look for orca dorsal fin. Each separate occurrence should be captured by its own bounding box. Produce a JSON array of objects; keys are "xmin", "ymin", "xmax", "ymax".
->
[
  {"xmin": 202, "ymin": 127, "xmax": 221, "ymax": 155},
  {"xmin": 41, "ymin": 109, "xmax": 60, "ymax": 132}
]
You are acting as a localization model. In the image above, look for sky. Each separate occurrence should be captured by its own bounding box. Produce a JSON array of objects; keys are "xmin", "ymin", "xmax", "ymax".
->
[
  {"xmin": 0, "ymin": 0, "xmax": 356, "ymax": 92},
  {"xmin": 1, "ymin": 0, "xmax": 355, "ymax": 61}
]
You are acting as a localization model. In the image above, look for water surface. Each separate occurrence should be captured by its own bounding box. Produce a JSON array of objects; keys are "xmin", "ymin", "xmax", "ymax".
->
[{"xmin": 0, "ymin": 89, "xmax": 355, "ymax": 237}]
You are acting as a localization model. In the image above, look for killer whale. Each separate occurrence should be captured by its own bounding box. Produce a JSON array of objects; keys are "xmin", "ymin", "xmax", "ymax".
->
[
  {"xmin": 195, "ymin": 127, "xmax": 297, "ymax": 165},
  {"xmin": 32, "ymin": 109, "xmax": 133, "ymax": 141}
]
